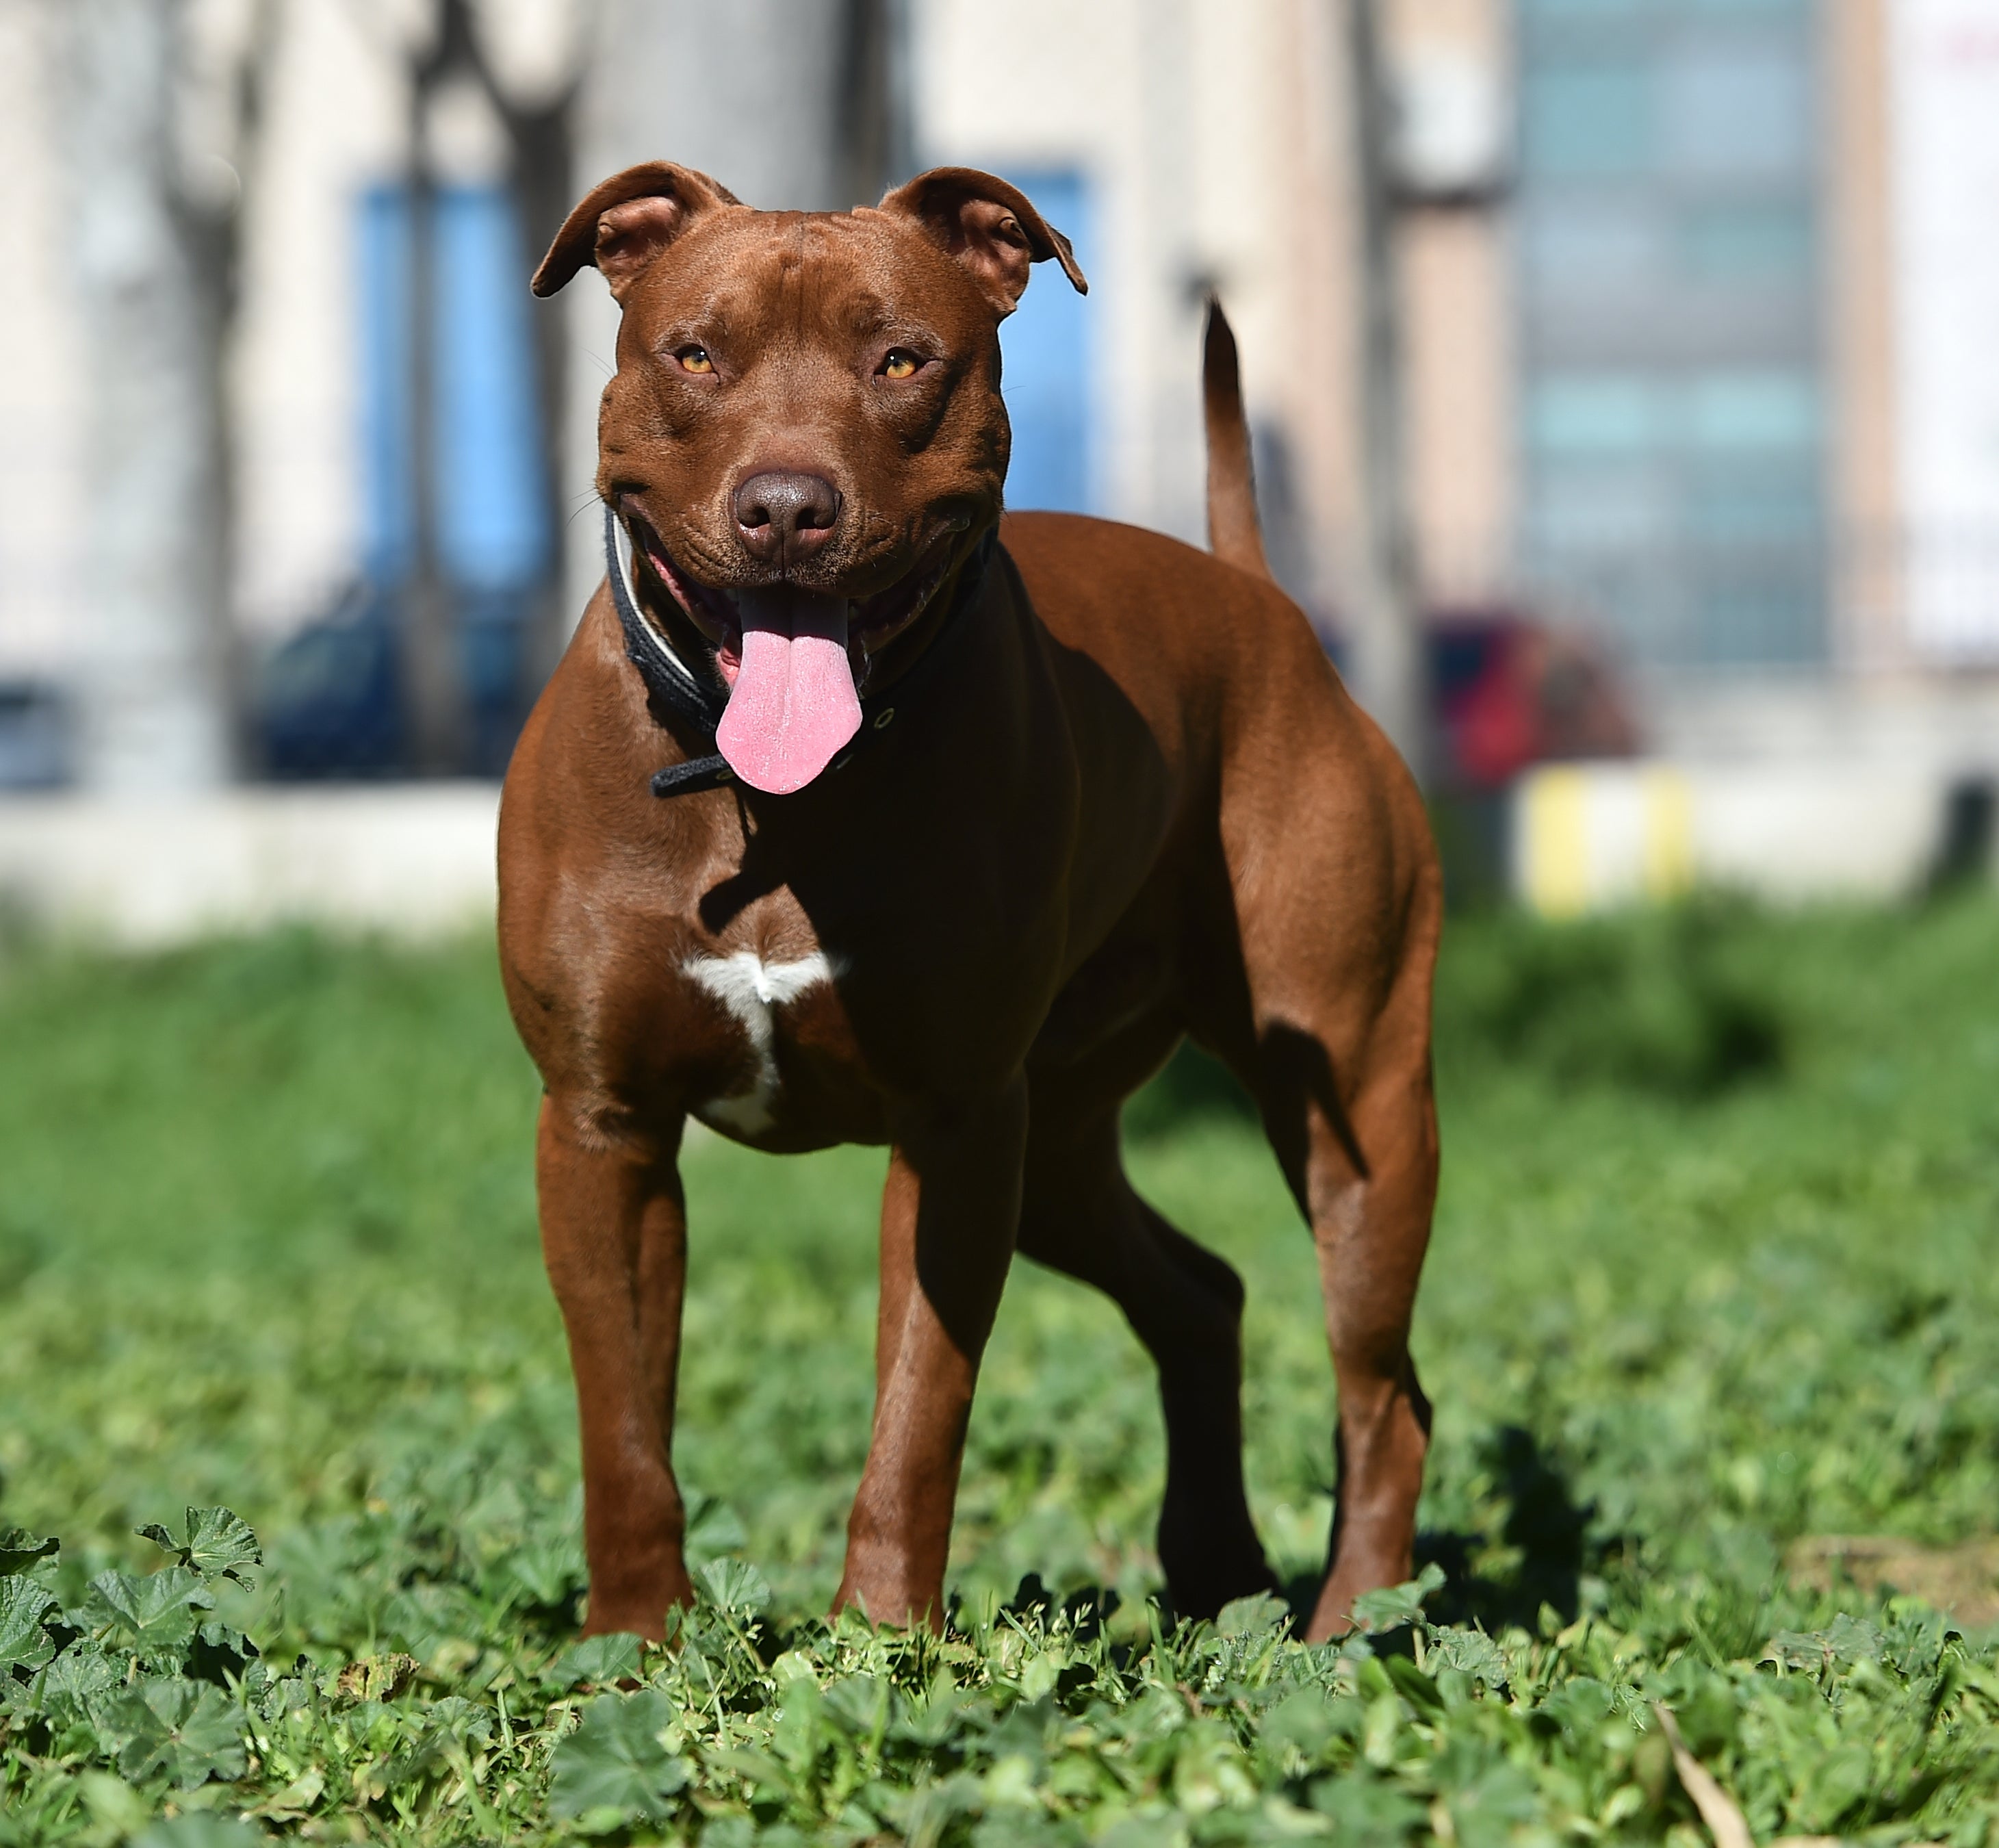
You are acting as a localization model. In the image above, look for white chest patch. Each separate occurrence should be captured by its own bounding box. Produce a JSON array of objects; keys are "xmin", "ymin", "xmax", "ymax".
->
[{"xmin": 683, "ymin": 950, "xmax": 840, "ymax": 1134}]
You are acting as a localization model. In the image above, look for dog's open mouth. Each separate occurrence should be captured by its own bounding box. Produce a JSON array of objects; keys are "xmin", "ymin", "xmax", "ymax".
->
[{"xmin": 624, "ymin": 509, "xmax": 964, "ymax": 795}]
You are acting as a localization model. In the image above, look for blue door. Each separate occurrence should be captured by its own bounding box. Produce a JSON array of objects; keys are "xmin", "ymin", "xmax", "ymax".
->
[
  {"xmin": 996, "ymin": 169, "xmax": 1094, "ymax": 515},
  {"xmin": 357, "ymin": 182, "xmax": 549, "ymax": 592},
  {"xmin": 353, "ymin": 181, "xmax": 550, "ymax": 770}
]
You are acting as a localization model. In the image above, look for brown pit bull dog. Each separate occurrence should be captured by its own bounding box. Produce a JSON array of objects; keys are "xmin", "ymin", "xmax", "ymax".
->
[{"xmin": 498, "ymin": 161, "xmax": 1441, "ymax": 1643}]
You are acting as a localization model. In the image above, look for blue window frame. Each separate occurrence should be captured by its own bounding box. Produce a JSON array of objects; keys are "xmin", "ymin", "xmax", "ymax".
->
[
  {"xmin": 354, "ymin": 182, "xmax": 550, "ymax": 598},
  {"xmin": 994, "ymin": 168, "xmax": 1094, "ymax": 515}
]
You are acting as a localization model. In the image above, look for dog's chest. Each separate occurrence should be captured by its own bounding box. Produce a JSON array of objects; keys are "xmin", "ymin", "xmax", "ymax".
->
[{"xmin": 680, "ymin": 946, "xmax": 847, "ymax": 1137}]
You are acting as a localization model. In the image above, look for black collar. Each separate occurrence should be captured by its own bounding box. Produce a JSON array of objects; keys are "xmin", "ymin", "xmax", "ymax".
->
[{"xmin": 602, "ymin": 504, "xmax": 996, "ymax": 799}]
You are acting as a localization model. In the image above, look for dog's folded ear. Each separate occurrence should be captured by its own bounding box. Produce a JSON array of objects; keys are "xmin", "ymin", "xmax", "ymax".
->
[
  {"xmin": 532, "ymin": 162, "xmax": 740, "ymax": 301},
  {"xmin": 877, "ymin": 168, "xmax": 1088, "ymax": 316}
]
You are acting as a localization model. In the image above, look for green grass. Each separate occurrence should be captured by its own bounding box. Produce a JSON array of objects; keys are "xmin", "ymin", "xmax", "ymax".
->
[{"xmin": 2, "ymin": 898, "xmax": 1998, "ymax": 1843}]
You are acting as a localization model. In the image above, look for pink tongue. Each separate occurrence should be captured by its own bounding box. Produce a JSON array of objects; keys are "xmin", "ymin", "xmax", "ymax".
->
[{"xmin": 714, "ymin": 593, "xmax": 862, "ymax": 795}]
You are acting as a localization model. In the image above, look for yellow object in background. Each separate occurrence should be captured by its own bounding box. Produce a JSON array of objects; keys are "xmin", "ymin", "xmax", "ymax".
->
[
  {"xmin": 1516, "ymin": 762, "xmax": 1697, "ymax": 916},
  {"xmin": 1641, "ymin": 767, "xmax": 1696, "ymax": 901},
  {"xmin": 1521, "ymin": 767, "xmax": 1591, "ymax": 917}
]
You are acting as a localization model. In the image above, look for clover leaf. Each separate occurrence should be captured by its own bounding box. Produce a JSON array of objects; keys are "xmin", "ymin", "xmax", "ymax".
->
[{"xmin": 137, "ymin": 1508, "xmax": 261, "ymax": 1589}]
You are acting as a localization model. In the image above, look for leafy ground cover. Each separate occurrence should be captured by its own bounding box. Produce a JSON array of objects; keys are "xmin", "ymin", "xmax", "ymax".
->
[{"xmin": 1, "ymin": 897, "xmax": 1996, "ymax": 1843}]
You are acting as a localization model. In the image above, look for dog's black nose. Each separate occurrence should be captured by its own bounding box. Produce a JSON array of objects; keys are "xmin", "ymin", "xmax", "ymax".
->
[{"xmin": 733, "ymin": 471, "xmax": 841, "ymax": 565}]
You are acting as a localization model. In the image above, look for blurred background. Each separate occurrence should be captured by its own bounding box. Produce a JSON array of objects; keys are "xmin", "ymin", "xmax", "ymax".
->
[
  {"xmin": 1, "ymin": 0, "xmax": 1996, "ymax": 934},
  {"xmin": 3, "ymin": 15, "xmax": 1998, "ymax": 1823}
]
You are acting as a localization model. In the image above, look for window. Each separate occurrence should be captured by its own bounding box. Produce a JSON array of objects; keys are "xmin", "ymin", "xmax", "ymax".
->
[
  {"xmin": 1688, "ymin": 0, "xmax": 1805, "ymax": 15},
  {"xmin": 352, "ymin": 181, "xmax": 550, "ymax": 772},
  {"xmin": 1513, "ymin": 0, "xmax": 1827, "ymax": 667},
  {"xmin": 1527, "ymin": 374, "xmax": 1667, "ymax": 455},
  {"xmin": 1524, "ymin": 205, "xmax": 1665, "ymax": 297},
  {"xmin": 995, "ymin": 170, "xmax": 1094, "ymax": 514},
  {"xmin": 432, "ymin": 188, "xmax": 548, "ymax": 594},
  {"xmin": 1696, "ymin": 573, "xmax": 1818, "ymax": 663},
  {"xmin": 1660, "ymin": 47, "xmax": 1812, "ymax": 179},
  {"xmin": 354, "ymin": 182, "xmax": 549, "ymax": 597},
  {"xmin": 1529, "ymin": 463, "xmax": 1674, "ymax": 550},
  {"xmin": 1681, "ymin": 203, "xmax": 1813, "ymax": 281},
  {"xmin": 1522, "ymin": 60, "xmax": 1653, "ymax": 177},
  {"xmin": 1520, "ymin": 0, "xmax": 1646, "ymax": 19},
  {"xmin": 1687, "ymin": 462, "xmax": 1820, "ymax": 543},
  {"xmin": 1684, "ymin": 370, "xmax": 1820, "ymax": 450}
]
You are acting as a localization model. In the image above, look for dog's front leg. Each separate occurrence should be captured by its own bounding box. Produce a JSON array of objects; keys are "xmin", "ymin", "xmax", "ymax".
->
[
  {"xmin": 537, "ymin": 1094, "xmax": 695, "ymax": 1639},
  {"xmin": 837, "ymin": 1078, "xmax": 1028, "ymax": 1629}
]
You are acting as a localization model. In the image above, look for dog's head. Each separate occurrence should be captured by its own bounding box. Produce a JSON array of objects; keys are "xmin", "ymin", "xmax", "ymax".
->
[{"xmin": 533, "ymin": 162, "xmax": 1087, "ymax": 793}]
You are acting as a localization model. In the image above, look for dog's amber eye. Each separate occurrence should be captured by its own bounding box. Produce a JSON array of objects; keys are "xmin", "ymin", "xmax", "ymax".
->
[
  {"xmin": 880, "ymin": 350, "xmax": 920, "ymax": 380},
  {"xmin": 675, "ymin": 346, "xmax": 714, "ymax": 374}
]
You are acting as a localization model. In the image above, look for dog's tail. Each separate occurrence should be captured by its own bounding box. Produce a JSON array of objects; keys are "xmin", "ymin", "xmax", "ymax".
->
[{"xmin": 1202, "ymin": 296, "xmax": 1273, "ymax": 581}]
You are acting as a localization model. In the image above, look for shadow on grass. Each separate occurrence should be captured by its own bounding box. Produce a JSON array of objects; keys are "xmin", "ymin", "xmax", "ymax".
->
[
  {"xmin": 985, "ymin": 1424, "xmax": 1595, "ymax": 1645},
  {"xmin": 1434, "ymin": 896, "xmax": 1788, "ymax": 1100},
  {"xmin": 1126, "ymin": 895, "xmax": 1796, "ymax": 1146},
  {"xmin": 1419, "ymin": 1426, "xmax": 1593, "ymax": 1633},
  {"xmin": 1267, "ymin": 1425, "xmax": 1593, "ymax": 1641}
]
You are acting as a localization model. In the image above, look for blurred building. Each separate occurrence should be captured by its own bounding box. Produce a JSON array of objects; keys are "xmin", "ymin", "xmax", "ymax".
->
[{"xmin": 1, "ymin": 0, "xmax": 1996, "ymax": 800}]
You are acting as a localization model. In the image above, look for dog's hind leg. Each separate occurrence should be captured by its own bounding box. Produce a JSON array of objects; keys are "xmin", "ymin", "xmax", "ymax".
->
[
  {"xmin": 1226, "ymin": 777, "xmax": 1445, "ymax": 1641},
  {"xmin": 1016, "ymin": 1095, "xmax": 1276, "ymax": 1620},
  {"xmin": 1261, "ymin": 1008, "xmax": 1438, "ymax": 1642},
  {"xmin": 1246, "ymin": 953, "xmax": 1441, "ymax": 1638}
]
